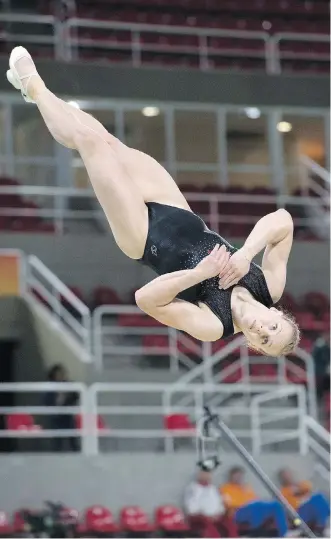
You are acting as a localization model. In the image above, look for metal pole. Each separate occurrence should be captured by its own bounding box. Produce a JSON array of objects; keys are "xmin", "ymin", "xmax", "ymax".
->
[{"xmin": 202, "ymin": 407, "xmax": 316, "ymax": 539}]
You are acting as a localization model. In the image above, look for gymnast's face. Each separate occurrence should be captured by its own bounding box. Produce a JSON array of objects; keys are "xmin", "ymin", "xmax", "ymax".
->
[{"xmin": 239, "ymin": 302, "xmax": 293, "ymax": 356}]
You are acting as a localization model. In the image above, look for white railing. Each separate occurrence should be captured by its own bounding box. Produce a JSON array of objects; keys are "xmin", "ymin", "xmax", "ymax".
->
[
  {"xmin": 62, "ymin": 20, "xmax": 330, "ymax": 74},
  {"xmin": 25, "ymin": 255, "xmax": 92, "ymax": 359},
  {"xmin": 0, "ymin": 184, "xmax": 328, "ymax": 236},
  {"xmin": 0, "ymin": 382, "xmax": 91, "ymax": 453},
  {"xmin": 93, "ymin": 304, "xmax": 204, "ymax": 373},
  {"xmin": 251, "ymin": 385, "xmax": 308, "ymax": 454},
  {"xmin": 64, "ymin": 18, "xmax": 271, "ymax": 69},
  {"xmin": 272, "ymin": 33, "xmax": 330, "ymax": 74},
  {"xmin": 304, "ymin": 415, "xmax": 330, "ymax": 472},
  {"xmin": 299, "ymin": 156, "xmax": 330, "ymax": 239},
  {"xmin": 0, "ymin": 13, "xmax": 63, "ymax": 58},
  {"xmin": 92, "ymin": 305, "xmax": 318, "ymax": 417},
  {"xmin": 0, "ymin": 13, "xmax": 329, "ymax": 73},
  {"xmin": 0, "ymin": 382, "xmax": 314, "ymax": 456}
]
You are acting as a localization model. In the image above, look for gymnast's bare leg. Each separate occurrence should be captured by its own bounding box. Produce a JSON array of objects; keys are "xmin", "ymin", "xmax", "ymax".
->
[{"xmin": 7, "ymin": 47, "xmax": 190, "ymax": 259}]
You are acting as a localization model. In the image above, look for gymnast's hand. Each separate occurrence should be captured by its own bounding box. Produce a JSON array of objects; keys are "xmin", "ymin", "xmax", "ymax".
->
[
  {"xmin": 195, "ymin": 244, "xmax": 230, "ymax": 280},
  {"xmin": 218, "ymin": 247, "xmax": 251, "ymax": 289}
]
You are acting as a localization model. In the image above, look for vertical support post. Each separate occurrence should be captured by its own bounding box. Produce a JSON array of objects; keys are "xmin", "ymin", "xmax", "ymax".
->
[
  {"xmin": 4, "ymin": 103, "xmax": 15, "ymax": 177},
  {"xmin": 165, "ymin": 107, "xmax": 177, "ymax": 179},
  {"xmin": 268, "ymin": 109, "xmax": 285, "ymax": 201},
  {"xmin": 216, "ymin": 107, "xmax": 228, "ymax": 187}
]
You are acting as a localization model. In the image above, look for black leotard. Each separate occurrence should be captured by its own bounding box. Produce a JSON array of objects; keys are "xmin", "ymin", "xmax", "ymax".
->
[{"xmin": 139, "ymin": 202, "xmax": 274, "ymax": 338}]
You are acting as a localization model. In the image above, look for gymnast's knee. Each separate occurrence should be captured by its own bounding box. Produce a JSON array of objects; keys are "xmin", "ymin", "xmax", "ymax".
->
[{"xmin": 73, "ymin": 124, "xmax": 101, "ymax": 151}]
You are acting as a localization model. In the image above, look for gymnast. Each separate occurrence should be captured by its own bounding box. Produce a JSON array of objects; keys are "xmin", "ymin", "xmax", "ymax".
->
[{"xmin": 7, "ymin": 47, "xmax": 300, "ymax": 356}]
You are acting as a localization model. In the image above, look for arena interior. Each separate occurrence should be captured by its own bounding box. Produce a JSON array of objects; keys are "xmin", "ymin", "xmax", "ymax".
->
[{"xmin": 0, "ymin": 0, "xmax": 330, "ymax": 537}]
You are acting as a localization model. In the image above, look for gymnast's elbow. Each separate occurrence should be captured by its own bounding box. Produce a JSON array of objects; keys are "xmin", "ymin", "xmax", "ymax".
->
[
  {"xmin": 135, "ymin": 288, "xmax": 153, "ymax": 313},
  {"xmin": 275, "ymin": 208, "xmax": 293, "ymax": 231}
]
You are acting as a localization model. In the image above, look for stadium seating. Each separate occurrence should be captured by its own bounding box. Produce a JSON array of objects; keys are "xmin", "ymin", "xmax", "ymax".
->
[
  {"xmin": 5, "ymin": 414, "xmax": 42, "ymax": 432},
  {"xmin": 80, "ymin": 506, "xmax": 119, "ymax": 536},
  {"xmin": 120, "ymin": 506, "xmax": 156, "ymax": 534},
  {"xmin": 155, "ymin": 505, "xmax": 189, "ymax": 535},
  {"xmin": 32, "ymin": 0, "xmax": 330, "ymax": 73},
  {"xmin": 0, "ymin": 505, "xmax": 190, "ymax": 538},
  {"xmin": 0, "ymin": 177, "xmax": 55, "ymax": 233},
  {"xmin": 0, "ymin": 512, "xmax": 13, "ymax": 537},
  {"xmin": 0, "ymin": 176, "xmax": 325, "ymax": 240},
  {"xmin": 164, "ymin": 414, "xmax": 195, "ymax": 433}
]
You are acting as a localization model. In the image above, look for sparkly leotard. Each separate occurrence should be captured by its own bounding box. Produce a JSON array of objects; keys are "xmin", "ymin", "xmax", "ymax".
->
[{"xmin": 139, "ymin": 203, "xmax": 274, "ymax": 338}]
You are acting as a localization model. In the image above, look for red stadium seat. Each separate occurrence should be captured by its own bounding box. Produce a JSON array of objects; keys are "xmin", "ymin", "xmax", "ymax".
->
[
  {"xmin": 0, "ymin": 511, "xmax": 12, "ymax": 536},
  {"xmin": 155, "ymin": 505, "xmax": 189, "ymax": 533},
  {"xmin": 303, "ymin": 292, "xmax": 330, "ymax": 317},
  {"xmin": 83, "ymin": 506, "xmax": 119, "ymax": 535},
  {"xmin": 164, "ymin": 414, "xmax": 195, "ymax": 432},
  {"xmin": 279, "ymin": 292, "xmax": 301, "ymax": 313},
  {"xmin": 13, "ymin": 510, "xmax": 27, "ymax": 534},
  {"xmin": 142, "ymin": 335, "xmax": 169, "ymax": 349},
  {"xmin": 286, "ymin": 366, "xmax": 307, "ymax": 385},
  {"xmin": 250, "ymin": 364, "xmax": 278, "ymax": 382},
  {"xmin": 120, "ymin": 506, "xmax": 155, "ymax": 534},
  {"xmin": 93, "ymin": 286, "xmax": 123, "ymax": 306},
  {"xmin": 6, "ymin": 414, "xmax": 41, "ymax": 431}
]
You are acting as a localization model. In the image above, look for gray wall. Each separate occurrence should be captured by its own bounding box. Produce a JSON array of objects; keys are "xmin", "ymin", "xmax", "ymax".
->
[
  {"xmin": 0, "ymin": 453, "xmax": 318, "ymax": 514},
  {"xmin": 0, "ymin": 234, "xmax": 329, "ymax": 299},
  {"xmin": 0, "ymin": 296, "xmax": 45, "ymax": 386},
  {"xmin": 26, "ymin": 297, "xmax": 88, "ymax": 383},
  {"xmin": 0, "ymin": 59, "xmax": 328, "ymax": 107}
]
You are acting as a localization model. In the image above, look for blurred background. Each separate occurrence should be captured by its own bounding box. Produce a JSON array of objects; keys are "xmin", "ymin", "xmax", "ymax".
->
[{"xmin": 0, "ymin": 0, "xmax": 330, "ymax": 537}]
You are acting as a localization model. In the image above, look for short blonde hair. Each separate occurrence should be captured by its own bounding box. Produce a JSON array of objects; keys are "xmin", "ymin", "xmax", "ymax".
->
[{"xmin": 280, "ymin": 310, "xmax": 301, "ymax": 355}]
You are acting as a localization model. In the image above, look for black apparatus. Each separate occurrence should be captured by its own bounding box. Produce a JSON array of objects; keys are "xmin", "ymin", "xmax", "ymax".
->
[{"xmin": 196, "ymin": 406, "xmax": 316, "ymax": 539}]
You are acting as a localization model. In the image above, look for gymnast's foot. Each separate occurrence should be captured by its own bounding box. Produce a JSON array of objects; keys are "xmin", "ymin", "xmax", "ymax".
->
[{"xmin": 6, "ymin": 46, "xmax": 46, "ymax": 103}]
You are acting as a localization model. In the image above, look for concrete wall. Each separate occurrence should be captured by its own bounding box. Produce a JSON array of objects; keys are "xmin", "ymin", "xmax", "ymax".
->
[
  {"xmin": 26, "ymin": 297, "xmax": 88, "ymax": 383},
  {"xmin": 0, "ymin": 296, "xmax": 45, "ymax": 387},
  {"xmin": 0, "ymin": 58, "xmax": 328, "ymax": 108},
  {"xmin": 0, "ymin": 453, "xmax": 318, "ymax": 514},
  {"xmin": 0, "ymin": 234, "xmax": 329, "ymax": 299}
]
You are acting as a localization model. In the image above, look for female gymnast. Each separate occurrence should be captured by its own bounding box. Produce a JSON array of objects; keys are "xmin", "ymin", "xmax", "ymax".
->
[{"xmin": 7, "ymin": 47, "xmax": 300, "ymax": 356}]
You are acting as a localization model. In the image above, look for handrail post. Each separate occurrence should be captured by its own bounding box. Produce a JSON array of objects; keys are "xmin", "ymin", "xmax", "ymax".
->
[
  {"xmin": 251, "ymin": 398, "xmax": 260, "ymax": 455},
  {"xmin": 169, "ymin": 328, "xmax": 179, "ymax": 374},
  {"xmin": 298, "ymin": 389, "xmax": 308, "ymax": 455},
  {"xmin": 93, "ymin": 307, "xmax": 104, "ymax": 372},
  {"xmin": 132, "ymin": 30, "xmax": 141, "ymax": 67},
  {"xmin": 199, "ymin": 34, "xmax": 209, "ymax": 70},
  {"xmin": 202, "ymin": 342, "xmax": 213, "ymax": 383}
]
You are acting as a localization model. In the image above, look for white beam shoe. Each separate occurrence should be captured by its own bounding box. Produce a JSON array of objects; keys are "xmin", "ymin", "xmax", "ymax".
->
[{"xmin": 6, "ymin": 46, "xmax": 37, "ymax": 104}]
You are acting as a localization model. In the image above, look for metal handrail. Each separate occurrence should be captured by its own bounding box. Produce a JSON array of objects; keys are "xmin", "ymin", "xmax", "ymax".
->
[
  {"xmin": 0, "ymin": 382, "xmax": 322, "ymax": 456},
  {"xmin": 251, "ymin": 385, "xmax": 308, "ymax": 455},
  {"xmin": 26, "ymin": 255, "xmax": 92, "ymax": 358}
]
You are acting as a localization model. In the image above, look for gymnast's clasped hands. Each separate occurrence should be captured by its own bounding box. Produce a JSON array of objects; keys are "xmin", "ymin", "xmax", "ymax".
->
[{"xmin": 195, "ymin": 244, "xmax": 251, "ymax": 290}]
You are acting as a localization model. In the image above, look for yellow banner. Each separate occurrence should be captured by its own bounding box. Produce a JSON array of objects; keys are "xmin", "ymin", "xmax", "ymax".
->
[{"xmin": 0, "ymin": 251, "xmax": 22, "ymax": 296}]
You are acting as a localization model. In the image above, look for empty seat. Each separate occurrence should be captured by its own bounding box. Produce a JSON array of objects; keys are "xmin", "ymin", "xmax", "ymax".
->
[
  {"xmin": 93, "ymin": 286, "xmax": 123, "ymax": 306},
  {"xmin": 83, "ymin": 506, "xmax": 119, "ymax": 535},
  {"xmin": 164, "ymin": 414, "xmax": 195, "ymax": 432},
  {"xmin": 303, "ymin": 292, "xmax": 330, "ymax": 316},
  {"xmin": 6, "ymin": 414, "xmax": 41, "ymax": 431},
  {"xmin": 120, "ymin": 506, "xmax": 155, "ymax": 534},
  {"xmin": 12, "ymin": 510, "xmax": 27, "ymax": 535},
  {"xmin": 142, "ymin": 334, "xmax": 169, "ymax": 349},
  {"xmin": 0, "ymin": 511, "xmax": 12, "ymax": 536},
  {"xmin": 155, "ymin": 505, "xmax": 189, "ymax": 533}
]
